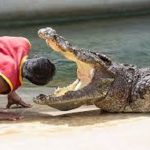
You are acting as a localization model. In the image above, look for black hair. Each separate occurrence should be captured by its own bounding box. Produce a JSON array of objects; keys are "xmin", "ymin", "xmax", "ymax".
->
[{"xmin": 23, "ymin": 57, "xmax": 55, "ymax": 85}]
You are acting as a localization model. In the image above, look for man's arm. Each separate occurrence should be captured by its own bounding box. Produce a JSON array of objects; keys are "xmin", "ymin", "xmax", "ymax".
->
[
  {"xmin": 0, "ymin": 76, "xmax": 10, "ymax": 94},
  {"xmin": 0, "ymin": 75, "xmax": 31, "ymax": 108},
  {"xmin": 0, "ymin": 76, "xmax": 31, "ymax": 120}
]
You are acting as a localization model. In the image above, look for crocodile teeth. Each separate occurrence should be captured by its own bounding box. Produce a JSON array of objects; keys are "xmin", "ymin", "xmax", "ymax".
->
[
  {"xmin": 75, "ymin": 81, "xmax": 82, "ymax": 91},
  {"xmin": 56, "ymin": 86, "xmax": 60, "ymax": 90},
  {"xmin": 53, "ymin": 87, "xmax": 60, "ymax": 94}
]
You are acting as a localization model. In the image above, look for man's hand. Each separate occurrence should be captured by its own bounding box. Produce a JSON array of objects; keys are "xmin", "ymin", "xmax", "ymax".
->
[{"xmin": 7, "ymin": 91, "xmax": 32, "ymax": 109}]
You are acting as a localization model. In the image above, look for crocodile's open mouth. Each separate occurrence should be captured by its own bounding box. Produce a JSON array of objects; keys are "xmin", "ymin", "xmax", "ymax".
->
[
  {"xmin": 52, "ymin": 61, "xmax": 95, "ymax": 97},
  {"xmin": 34, "ymin": 27, "xmax": 113, "ymax": 111},
  {"xmin": 38, "ymin": 28, "xmax": 96, "ymax": 97}
]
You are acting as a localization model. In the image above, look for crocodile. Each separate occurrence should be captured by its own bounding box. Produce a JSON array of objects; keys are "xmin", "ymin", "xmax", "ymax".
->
[{"xmin": 33, "ymin": 27, "xmax": 150, "ymax": 112}]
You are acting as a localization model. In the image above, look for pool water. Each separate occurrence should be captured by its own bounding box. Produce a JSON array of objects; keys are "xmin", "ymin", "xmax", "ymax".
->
[{"xmin": 1, "ymin": 15, "xmax": 150, "ymax": 87}]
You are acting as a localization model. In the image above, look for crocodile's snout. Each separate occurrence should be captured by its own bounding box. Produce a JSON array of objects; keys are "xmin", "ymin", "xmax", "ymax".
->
[{"xmin": 38, "ymin": 27, "xmax": 57, "ymax": 40}]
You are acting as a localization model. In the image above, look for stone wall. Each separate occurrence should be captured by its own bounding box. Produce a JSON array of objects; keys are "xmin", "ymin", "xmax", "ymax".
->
[{"xmin": 0, "ymin": 0, "xmax": 150, "ymax": 21}]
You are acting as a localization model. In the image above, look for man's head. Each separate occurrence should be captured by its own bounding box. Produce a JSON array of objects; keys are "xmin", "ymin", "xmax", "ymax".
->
[{"xmin": 23, "ymin": 57, "xmax": 55, "ymax": 85}]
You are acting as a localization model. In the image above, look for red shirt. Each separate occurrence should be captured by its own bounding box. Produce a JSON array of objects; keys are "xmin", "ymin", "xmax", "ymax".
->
[{"xmin": 0, "ymin": 36, "xmax": 31, "ymax": 92}]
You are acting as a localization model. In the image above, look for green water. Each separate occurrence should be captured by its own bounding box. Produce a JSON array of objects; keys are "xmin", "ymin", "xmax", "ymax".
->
[{"xmin": 1, "ymin": 15, "xmax": 150, "ymax": 87}]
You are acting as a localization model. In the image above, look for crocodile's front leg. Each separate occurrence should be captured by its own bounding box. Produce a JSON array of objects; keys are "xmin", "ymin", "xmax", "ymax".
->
[
  {"xmin": 129, "ymin": 68, "xmax": 150, "ymax": 112},
  {"xmin": 95, "ymin": 70, "xmax": 132, "ymax": 112}
]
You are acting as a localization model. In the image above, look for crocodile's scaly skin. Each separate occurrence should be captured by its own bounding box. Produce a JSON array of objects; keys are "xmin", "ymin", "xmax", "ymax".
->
[{"xmin": 34, "ymin": 27, "xmax": 150, "ymax": 112}]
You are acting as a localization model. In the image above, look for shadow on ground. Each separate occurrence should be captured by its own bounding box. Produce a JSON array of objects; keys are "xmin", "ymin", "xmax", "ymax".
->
[{"xmin": 1, "ymin": 104, "xmax": 149, "ymax": 127}]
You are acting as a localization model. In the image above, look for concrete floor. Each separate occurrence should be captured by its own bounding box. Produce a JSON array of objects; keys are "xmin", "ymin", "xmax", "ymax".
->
[{"xmin": 0, "ymin": 87, "xmax": 150, "ymax": 150}]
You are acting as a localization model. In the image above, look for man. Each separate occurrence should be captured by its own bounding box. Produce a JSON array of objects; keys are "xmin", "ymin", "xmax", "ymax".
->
[{"xmin": 0, "ymin": 36, "xmax": 55, "ymax": 120}]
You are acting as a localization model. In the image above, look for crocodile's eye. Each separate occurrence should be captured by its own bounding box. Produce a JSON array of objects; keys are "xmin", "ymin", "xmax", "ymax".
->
[{"xmin": 37, "ymin": 94, "xmax": 47, "ymax": 100}]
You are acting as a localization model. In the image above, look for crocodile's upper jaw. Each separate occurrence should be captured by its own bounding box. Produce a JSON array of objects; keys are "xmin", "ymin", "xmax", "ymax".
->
[{"xmin": 36, "ymin": 27, "xmax": 113, "ymax": 107}]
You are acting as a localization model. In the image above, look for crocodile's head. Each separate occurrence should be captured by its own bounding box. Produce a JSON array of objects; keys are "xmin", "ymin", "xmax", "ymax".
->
[{"xmin": 34, "ymin": 27, "xmax": 114, "ymax": 111}]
